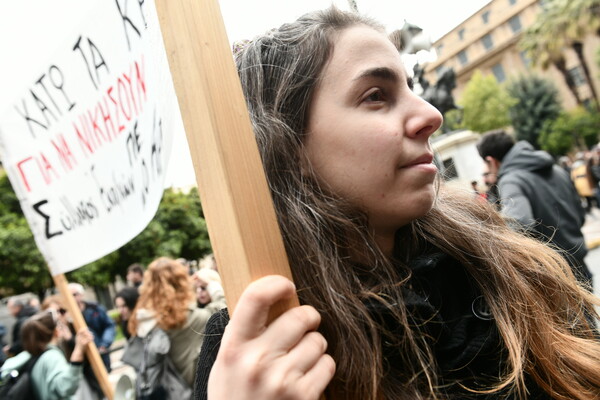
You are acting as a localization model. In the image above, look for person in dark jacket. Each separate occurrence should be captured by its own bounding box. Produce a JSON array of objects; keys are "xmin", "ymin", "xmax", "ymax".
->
[
  {"xmin": 3, "ymin": 297, "xmax": 36, "ymax": 357},
  {"xmin": 477, "ymin": 130, "xmax": 593, "ymax": 288},
  {"xmin": 68, "ymin": 283, "xmax": 116, "ymax": 372},
  {"xmin": 194, "ymin": 8, "xmax": 600, "ymax": 400}
]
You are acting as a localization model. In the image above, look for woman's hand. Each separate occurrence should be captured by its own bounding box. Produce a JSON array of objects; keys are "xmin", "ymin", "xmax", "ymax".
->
[
  {"xmin": 208, "ymin": 275, "xmax": 335, "ymax": 400},
  {"xmin": 70, "ymin": 328, "xmax": 94, "ymax": 363},
  {"xmin": 56, "ymin": 321, "xmax": 73, "ymax": 341}
]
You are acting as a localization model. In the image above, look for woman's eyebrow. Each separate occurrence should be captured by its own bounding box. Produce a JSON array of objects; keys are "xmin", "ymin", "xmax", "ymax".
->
[{"xmin": 353, "ymin": 67, "xmax": 400, "ymax": 84}]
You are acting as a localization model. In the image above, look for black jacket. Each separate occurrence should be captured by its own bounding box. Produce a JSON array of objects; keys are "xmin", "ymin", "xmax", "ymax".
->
[
  {"xmin": 498, "ymin": 142, "xmax": 587, "ymax": 263},
  {"xmin": 194, "ymin": 253, "xmax": 552, "ymax": 399},
  {"xmin": 8, "ymin": 305, "xmax": 37, "ymax": 355}
]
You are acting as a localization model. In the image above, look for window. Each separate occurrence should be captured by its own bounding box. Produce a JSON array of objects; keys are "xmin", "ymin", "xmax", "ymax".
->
[
  {"xmin": 481, "ymin": 34, "xmax": 494, "ymax": 51},
  {"xmin": 482, "ymin": 10, "xmax": 490, "ymax": 24},
  {"xmin": 435, "ymin": 66, "xmax": 446, "ymax": 78},
  {"xmin": 492, "ymin": 63, "xmax": 506, "ymax": 83},
  {"xmin": 520, "ymin": 51, "xmax": 532, "ymax": 68},
  {"xmin": 442, "ymin": 158, "xmax": 458, "ymax": 181},
  {"xmin": 568, "ymin": 66, "xmax": 586, "ymax": 86},
  {"xmin": 436, "ymin": 44, "xmax": 444, "ymax": 56},
  {"xmin": 508, "ymin": 15, "xmax": 522, "ymax": 33},
  {"xmin": 457, "ymin": 50, "xmax": 469, "ymax": 66},
  {"xmin": 458, "ymin": 28, "xmax": 465, "ymax": 40},
  {"xmin": 509, "ymin": 0, "xmax": 517, "ymax": 4}
]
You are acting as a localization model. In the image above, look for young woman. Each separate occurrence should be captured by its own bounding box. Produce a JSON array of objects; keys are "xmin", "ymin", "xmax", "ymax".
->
[
  {"xmin": 11, "ymin": 311, "xmax": 93, "ymax": 400},
  {"xmin": 41, "ymin": 295, "xmax": 105, "ymax": 400},
  {"xmin": 128, "ymin": 257, "xmax": 226, "ymax": 389},
  {"xmin": 194, "ymin": 7, "xmax": 600, "ymax": 400},
  {"xmin": 193, "ymin": 268, "xmax": 226, "ymax": 309},
  {"xmin": 114, "ymin": 287, "xmax": 140, "ymax": 340}
]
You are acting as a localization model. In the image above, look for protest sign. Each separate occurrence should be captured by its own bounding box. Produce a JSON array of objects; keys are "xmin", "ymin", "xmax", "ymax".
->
[{"xmin": 0, "ymin": 1, "xmax": 183, "ymax": 275}]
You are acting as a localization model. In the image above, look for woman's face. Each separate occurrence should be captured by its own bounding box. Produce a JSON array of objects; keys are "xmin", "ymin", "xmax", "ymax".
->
[
  {"xmin": 304, "ymin": 25, "xmax": 442, "ymax": 250},
  {"xmin": 196, "ymin": 284, "xmax": 212, "ymax": 306},
  {"xmin": 115, "ymin": 297, "xmax": 131, "ymax": 320},
  {"xmin": 45, "ymin": 301, "xmax": 69, "ymax": 324}
]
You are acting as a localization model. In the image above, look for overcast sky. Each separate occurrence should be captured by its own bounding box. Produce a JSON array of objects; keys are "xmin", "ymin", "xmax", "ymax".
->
[
  {"xmin": 219, "ymin": 0, "xmax": 491, "ymax": 44},
  {"xmin": 167, "ymin": 0, "xmax": 492, "ymax": 188}
]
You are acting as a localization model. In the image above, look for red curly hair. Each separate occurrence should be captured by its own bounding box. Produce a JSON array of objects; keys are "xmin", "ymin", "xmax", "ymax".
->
[{"xmin": 129, "ymin": 257, "xmax": 195, "ymax": 334}]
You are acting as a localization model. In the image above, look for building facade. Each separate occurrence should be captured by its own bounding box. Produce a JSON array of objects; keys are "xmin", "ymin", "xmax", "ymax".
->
[
  {"xmin": 424, "ymin": 0, "xmax": 600, "ymax": 111},
  {"xmin": 432, "ymin": 130, "xmax": 484, "ymax": 188}
]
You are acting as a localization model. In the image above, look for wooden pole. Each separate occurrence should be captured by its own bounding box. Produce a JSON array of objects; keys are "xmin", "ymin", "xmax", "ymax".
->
[
  {"xmin": 53, "ymin": 274, "xmax": 114, "ymax": 400},
  {"xmin": 154, "ymin": 0, "xmax": 299, "ymax": 318}
]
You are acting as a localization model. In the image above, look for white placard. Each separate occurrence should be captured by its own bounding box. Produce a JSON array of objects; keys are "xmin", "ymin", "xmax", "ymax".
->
[{"xmin": 0, "ymin": 0, "xmax": 184, "ymax": 275}]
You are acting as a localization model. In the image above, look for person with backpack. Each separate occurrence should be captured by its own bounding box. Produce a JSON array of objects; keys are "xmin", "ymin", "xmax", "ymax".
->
[
  {"xmin": 126, "ymin": 257, "xmax": 225, "ymax": 398},
  {"xmin": 0, "ymin": 310, "xmax": 93, "ymax": 399}
]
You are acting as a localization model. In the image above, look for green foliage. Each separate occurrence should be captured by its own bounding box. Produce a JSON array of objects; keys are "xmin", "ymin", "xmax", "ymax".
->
[
  {"xmin": 458, "ymin": 70, "xmax": 517, "ymax": 133},
  {"xmin": 0, "ymin": 172, "xmax": 211, "ymax": 295},
  {"xmin": 442, "ymin": 108, "xmax": 464, "ymax": 132},
  {"xmin": 539, "ymin": 106, "xmax": 600, "ymax": 155},
  {"xmin": 507, "ymin": 75, "xmax": 562, "ymax": 148},
  {"xmin": 0, "ymin": 172, "xmax": 51, "ymax": 297},
  {"xmin": 520, "ymin": 0, "xmax": 600, "ymax": 106}
]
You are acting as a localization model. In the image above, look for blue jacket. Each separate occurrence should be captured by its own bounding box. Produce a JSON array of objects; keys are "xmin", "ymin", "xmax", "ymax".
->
[{"xmin": 82, "ymin": 302, "xmax": 116, "ymax": 350}]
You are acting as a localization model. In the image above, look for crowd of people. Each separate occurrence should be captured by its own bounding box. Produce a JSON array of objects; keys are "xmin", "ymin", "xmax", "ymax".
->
[
  {"xmin": 0, "ymin": 255, "xmax": 225, "ymax": 399},
  {"xmin": 2, "ymin": 5, "xmax": 600, "ymax": 400}
]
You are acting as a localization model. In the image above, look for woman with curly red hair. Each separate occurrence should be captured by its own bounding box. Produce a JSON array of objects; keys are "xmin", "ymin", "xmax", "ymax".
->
[{"xmin": 128, "ymin": 256, "xmax": 225, "ymax": 394}]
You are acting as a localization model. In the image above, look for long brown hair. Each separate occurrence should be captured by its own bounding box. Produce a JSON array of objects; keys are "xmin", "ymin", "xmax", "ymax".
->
[
  {"xmin": 128, "ymin": 257, "xmax": 195, "ymax": 333},
  {"xmin": 21, "ymin": 311, "xmax": 56, "ymax": 356},
  {"xmin": 236, "ymin": 7, "xmax": 600, "ymax": 399}
]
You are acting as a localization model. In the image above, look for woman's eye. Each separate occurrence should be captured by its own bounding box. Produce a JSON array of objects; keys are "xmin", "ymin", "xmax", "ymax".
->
[{"xmin": 364, "ymin": 89, "xmax": 385, "ymax": 103}]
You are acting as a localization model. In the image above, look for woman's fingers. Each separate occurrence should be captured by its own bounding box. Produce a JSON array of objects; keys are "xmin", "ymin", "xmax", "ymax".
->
[
  {"xmin": 299, "ymin": 353, "xmax": 336, "ymax": 399},
  {"xmin": 227, "ymin": 275, "xmax": 296, "ymax": 342},
  {"xmin": 261, "ymin": 306, "xmax": 321, "ymax": 353},
  {"xmin": 279, "ymin": 330, "xmax": 328, "ymax": 374},
  {"xmin": 75, "ymin": 328, "xmax": 94, "ymax": 347},
  {"xmin": 208, "ymin": 275, "xmax": 335, "ymax": 400}
]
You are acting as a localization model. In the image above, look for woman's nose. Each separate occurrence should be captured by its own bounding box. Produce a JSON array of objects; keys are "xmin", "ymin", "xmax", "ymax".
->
[{"xmin": 404, "ymin": 93, "xmax": 443, "ymax": 139}]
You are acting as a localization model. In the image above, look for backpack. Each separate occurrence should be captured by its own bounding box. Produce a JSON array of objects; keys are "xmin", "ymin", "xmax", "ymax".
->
[
  {"xmin": 0, "ymin": 350, "xmax": 46, "ymax": 400},
  {"xmin": 121, "ymin": 327, "xmax": 192, "ymax": 400}
]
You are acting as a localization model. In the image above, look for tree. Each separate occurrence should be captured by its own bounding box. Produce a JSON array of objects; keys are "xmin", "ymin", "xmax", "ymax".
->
[
  {"xmin": 507, "ymin": 75, "xmax": 562, "ymax": 147},
  {"xmin": 539, "ymin": 106, "xmax": 600, "ymax": 155},
  {"xmin": 558, "ymin": 0, "xmax": 600, "ymax": 105},
  {"xmin": 0, "ymin": 172, "xmax": 51, "ymax": 298},
  {"xmin": 0, "ymin": 170, "xmax": 212, "ymax": 296},
  {"xmin": 458, "ymin": 70, "xmax": 516, "ymax": 133},
  {"xmin": 520, "ymin": 18, "xmax": 582, "ymax": 106},
  {"xmin": 441, "ymin": 108, "xmax": 463, "ymax": 132},
  {"xmin": 520, "ymin": 0, "xmax": 600, "ymax": 107}
]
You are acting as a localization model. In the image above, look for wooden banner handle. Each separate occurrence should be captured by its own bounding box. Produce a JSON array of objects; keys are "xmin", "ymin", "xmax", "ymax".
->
[
  {"xmin": 155, "ymin": 0, "xmax": 299, "ymax": 318},
  {"xmin": 53, "ymin": 274, "xmax": 114, "ymax": 400}
]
